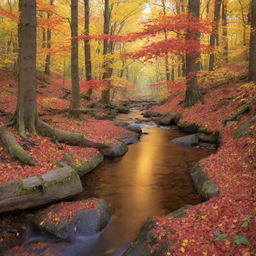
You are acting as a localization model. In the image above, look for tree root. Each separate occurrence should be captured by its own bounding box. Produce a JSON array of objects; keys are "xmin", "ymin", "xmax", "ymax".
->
[
  {"xmin": 0, "ymin": 126, "xmax": 35, "ymax": 165},
  {"xmin": 36, "ymin": 119, "xmax": 109, "ymax": 149}
]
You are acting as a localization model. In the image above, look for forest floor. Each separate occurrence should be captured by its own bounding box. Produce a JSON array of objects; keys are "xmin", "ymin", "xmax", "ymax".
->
[
  {"xmin": 0, "ymin": 65, "xmax": 256, "ymax": 255},
  {"xmin": 146, "ymin": 65, "xmax": 256, "ymax": 255},
  {"xmin": 0, "ymin": 70, "xmax": 136, "ymax": 184}
]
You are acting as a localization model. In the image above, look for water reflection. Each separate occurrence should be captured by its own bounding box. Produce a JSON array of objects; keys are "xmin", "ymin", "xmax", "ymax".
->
[
  {"xmin": 8, "ymin": 120, "xmax": 213, "ymax": 256},
  {"xmin": 73, "ymin": 127, "xmax": 212, "ymax": 256}
]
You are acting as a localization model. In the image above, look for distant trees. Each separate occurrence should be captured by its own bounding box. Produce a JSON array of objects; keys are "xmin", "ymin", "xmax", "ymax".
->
[
  {"xmin": 249, "ymin": 0, "xmax": 256, "ymax": 83},
  {"xmin": 209, "ymin": 0, "xmax": 222, "ymax": 71}
]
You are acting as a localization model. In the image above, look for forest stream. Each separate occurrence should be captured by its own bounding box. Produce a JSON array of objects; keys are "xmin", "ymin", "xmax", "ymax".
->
[
  {"xmin": 27, "ymin": 108, "xmax": 212, "ymax": 256},
  {"xmin": 1, "ymin": 108, "xmax": 214, "ymax": 256}
]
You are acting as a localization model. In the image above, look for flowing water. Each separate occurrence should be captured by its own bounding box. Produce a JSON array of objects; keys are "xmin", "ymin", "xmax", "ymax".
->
[
  {"xmin": 67, "ymin": 110, "xmax": 213, "ymax": 256},
  {"xmin": 5, "ymin": 110, "xmax": 213, "ymax": 256}
]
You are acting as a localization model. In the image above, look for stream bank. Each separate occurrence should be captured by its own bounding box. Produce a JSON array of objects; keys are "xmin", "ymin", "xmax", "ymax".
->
[{"xmin": 0, "ymin": 107, "xmax": 213, "ymax": 256}]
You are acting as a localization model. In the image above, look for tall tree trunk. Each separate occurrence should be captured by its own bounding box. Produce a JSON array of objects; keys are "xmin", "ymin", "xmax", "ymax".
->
[
  {"xmin": 209, "ymin": 0, "xmax": 222, "ymax": 71},
  {"xmin": 222, "ymin": 0, "xmax": 228, "ymax": 63},
  {"xmin": 162, "ymin": 0, "xmax": 171, "ymax": 81},
  {"xmin": 70, "ymin": 0, "xmax": 80, "ymax": 115},
  {"xmin": 176, "ymin": 0, "xmax": 186, "ymax": 76},
  {"xmin": 84, "ymin": 0, "xmax": 93, "ymax": 97},
  {"xmin": 184, "ymin": 0, "xmax": 202, "ymax": 107},
  {"xmin": 16, "ymin": 0, "xmax": 37, "ymax": 135},
  {"xmin": 101, "ymin": 0, "xmax": 111, "ymax": 105},
  {"xmin": 44, "ymin": 0, "xmax": 54, "ymax": 75},
  {"xmin": 249, "ymin": 0, "xmax": 256, "ymax": 82}
]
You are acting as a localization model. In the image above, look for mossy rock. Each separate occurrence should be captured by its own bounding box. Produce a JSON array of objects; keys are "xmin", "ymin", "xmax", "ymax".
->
[
  {"xmin": 190, "ymin": 163, "xmax": 219, "ymax": 200},
  {"xmin": 156, "ymin": 113, "xmax": 174, "ymax": 126},
  {"xmin": 123, "ymin": 205, "xmax": 192, "ymax": 256},
  {"xmin": 177, "ymin": 122, "xmax": 199, "ymax": 133},
  {"xmin": 100, "ymin": 143, "xmax": 128, "ymax": 158},
  {"xmin": 33, "ymin": 199, "xmax": 112, "ymax": 240},
  {"xmin": 171, "ymin": 134, "xmax": 199, "ymax": 147},
  {"xmin": 122, "ymin": 218, "xmax": 158, "ymax": 256},
  {"xmin": 143, "ymin": 111, "xmax": 161, "ymax": 118},
  {"xmin": 198, "ymin": 133, "xmax": 218, "ymax": 143},
  {"xmin": 74, "ymin": 153, "xmax": 104, "ymax": 177},
  {"xmin": 223, "ymin": 104, "xmax": 251, "ymax": 126},
  {"xmin": 233, "ymin": 115, "xmax": 256, "ymax": 139},
  {"xmin": 0, "ymin": 167, "xmax": 82, "ymax": 213}
]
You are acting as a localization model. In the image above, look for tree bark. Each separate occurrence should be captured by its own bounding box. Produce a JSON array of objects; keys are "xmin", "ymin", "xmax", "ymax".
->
[
  {"xmin": 209, "ymin": 0, "xmax": 222, "ymax": 71},
  {"xmin": 70, "ymin": 0, "xmax": 80, "ymax": 115},
  {"xmin": 222, "ymin": 0, "xmax": 228, "ymax": 63},
  {"xmin": 0, "ymin": 126, "xmax": 35, "ymax": 165},
  {"xmin": 101, "ymin": 0, "xmax": 112, "ymax": 105},
  {"xmin": 184, "ymin": 0, "xmax": 202, "ymax": 107},
  {"xmin": 17, "ymin": 0, "xmax": 37, "ymax": 135},
  {"xmin": 84, "ymin": 0, "xmax": 93, "ymax": 97},
  {"xmin": 249, "ymin": 0, "xmax": 256, "ymax": 82}
]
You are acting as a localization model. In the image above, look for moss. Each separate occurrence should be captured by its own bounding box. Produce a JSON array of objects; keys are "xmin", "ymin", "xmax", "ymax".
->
[
  {"xmin": 73, "ymin": 153, "xmax": 104, "ymax": 177},
  {"xmin": 42, "ymin": 170, "xmax": 77, "ymax": 191},
  {"xmin": 190, "ymin": 163, "xmax": 219, "ymax": 200},
  {"xmin": 233, "ymin": 115, "xmax": 256, "ymax": 139},
  {"xmin": 178, "ymin": 122, "xmax": 199, "ymax": 133},
  {"xmin": 224, "ymin": 104, "xmax": 251, "ymax": 126}
]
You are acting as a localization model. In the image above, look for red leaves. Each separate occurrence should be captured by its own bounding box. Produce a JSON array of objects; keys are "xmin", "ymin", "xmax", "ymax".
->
[
  {"xmin": 41, "ymin": 200, "xmax": 99, "ymax": 224},
  {"xmin": 123, "ymin": 39, "xmax": 212, "ymax": 60},
  {"xmin": 80, "ymin": 79, "xmax": 108, "ymax": 90},
  {"xmin": 0, "ymin": 8, "xmax": 19, "ymax": 21},
  {"xmin": 78, "ymin": 13, "xmax": 212, "ymax": 61},
  {"xmin": 148, "ymin": 80, "xmax": 186, "ymax": 93},
  {"xmin": 148, "ymin": 67, "xmax": 256, "ymax": 255}
]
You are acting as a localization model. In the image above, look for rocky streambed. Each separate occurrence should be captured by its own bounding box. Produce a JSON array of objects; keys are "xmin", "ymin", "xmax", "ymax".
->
[{"xmin": 0, "ymin": 104, "xmax": 216, "ymax": 256}]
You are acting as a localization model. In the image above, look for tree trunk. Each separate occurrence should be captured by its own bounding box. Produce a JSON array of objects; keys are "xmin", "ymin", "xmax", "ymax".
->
[
  {"xmin": 222, "ymin": 0, "xmax": 228, "ymax": 63},
  {"xmin": 44, "ymin": 0, "xmax": 54, "ymax": 75},
  {"xmin": 184, "ymin": 0, "xmax": 202, "ymax": 107},
  {"xmin": 70, "ymin": 0, "xmax": 80, "ymax": 115},
  {"xmin": 162, "ymin": 0, "xmax": 171, "ymax": 81},
  {"xmin": 249, "ymin": 0, "xmax": 256, "ymax": 82},
  {"xmin": 209, "ymin": 0, "xmax": 222, "ymax": 71},
  {"xmin": 84, "ymin": 0, "xmax": 93, "ymax": 97},
  {"xmin": 16, "ymin": 0, "xmax": 37, "ymax": 135},
  {"xmin": 101, "ymin": 0, "xmax": 111, "ymax": 105},
  {"xmin": 2, "ymin": 0, "xmax": 110, "ymax": 165}
]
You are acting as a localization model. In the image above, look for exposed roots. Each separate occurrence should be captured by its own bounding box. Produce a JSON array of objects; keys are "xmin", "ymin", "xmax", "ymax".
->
[
  {"xmin": 36, "ymin": 119, "xmax": 109, "ymax": 149},
  {"xmin": 0, "ymin": 126, "xmax": 35, "ymax": 165},
  {"xmin": 0, "ymin": 117, "xmax": 110, "ymax": 166}
]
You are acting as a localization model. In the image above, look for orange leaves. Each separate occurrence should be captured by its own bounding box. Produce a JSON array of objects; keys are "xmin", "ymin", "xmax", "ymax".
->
[{"xmin": 0, "ymin": 8, "xmax": 19, "ymax": 21}]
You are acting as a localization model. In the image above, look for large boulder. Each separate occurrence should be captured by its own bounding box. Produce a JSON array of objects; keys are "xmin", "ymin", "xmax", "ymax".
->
[
  {"xmin": 177, "ymin": 122, "xmax": 199, "ymax": 133},
  {"xmin": 142, "ymin": 111, "xmax": 161, "ymax": 118},
  {"xmin": 33, "ymin": 199, "xmax": 111, "ymax": 240},
  {"xmin": 100, "ymin": 142, "xmax": 128, "ymax": 157},
  {"xmin": 198, "ymin": 132, "xmax": 219, "ymax": 143},
  {"xmin": 114, "ymin": 121, "xmax": 143, "ymax": 135},
  {"xmin": 171, "ymin": 134, "xmax": 199, "ymax": 147},
  {"xmin": 120, "ymin": 132, "xmax": 140, "ymax": 145},
  {"xmin": 190, "ymin": 163, "xmax": 219, "ymax": 200},
  {"xmin": 0, "ymin": 166, "xmax": 82, "ymax": 213},
  {"xmin": 156, "ymin": 113, "xmax": 173, "ymax": 126}
]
